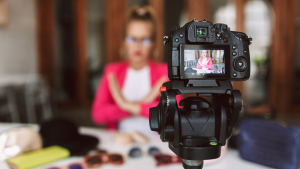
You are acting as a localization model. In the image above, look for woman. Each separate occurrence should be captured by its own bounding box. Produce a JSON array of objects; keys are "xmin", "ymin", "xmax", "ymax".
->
[
  {"xmin": 92, "ymin": 6, "xmax": 168, "ymax": 133},
  {"xmin": 197, "ymin": 50, "xmax": 212, "ymax": 70}
]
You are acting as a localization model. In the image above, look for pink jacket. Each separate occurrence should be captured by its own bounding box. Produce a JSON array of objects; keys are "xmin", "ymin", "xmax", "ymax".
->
[
  {"xmin": 197, "ymin": 57, "xmax": 212, "ymax": 70},
  {"xmin": 92, "ymin": 60, "xmax": 168, "ymax": 129}
]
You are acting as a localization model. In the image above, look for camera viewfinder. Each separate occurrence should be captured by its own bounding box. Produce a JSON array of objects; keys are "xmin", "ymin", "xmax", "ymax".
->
[{"xmin": 196, "ymin": 28, "xmax": 207, "ymax": 36}]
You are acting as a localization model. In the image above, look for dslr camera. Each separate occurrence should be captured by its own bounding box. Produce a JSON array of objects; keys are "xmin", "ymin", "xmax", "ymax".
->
[{"xmin": 149, "ymin": 19, "xmax": 252, "ymax": 169}]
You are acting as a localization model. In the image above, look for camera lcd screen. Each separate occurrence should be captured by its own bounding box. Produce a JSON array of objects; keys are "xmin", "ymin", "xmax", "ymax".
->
[{"xmin": 180, "ymin": 45, "xmax": 230, "ymax": 79}]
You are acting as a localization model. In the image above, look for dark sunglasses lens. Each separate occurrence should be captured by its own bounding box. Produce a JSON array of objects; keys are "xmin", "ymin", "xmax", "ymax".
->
[
  {"xmin": 110, "ymin": 154, "xmax": 123, "ymax": 163},
  {"xmin": 69, "ymin": 164, "xmax": 83, "ymax": 169},
  {"xmin": 129, "ymin": 147, "xmax": 142, "ymax": 158},
  {"xmin": 87, "ymin": 156, "xmax": 102, "ymax": 166},
  {"xmin": 156, "ymin": 155, "xmax": 171, "ymax": 163},
  {"xmin": 148, "ymin": 147, "xmax": 161, "ymax": 156}
]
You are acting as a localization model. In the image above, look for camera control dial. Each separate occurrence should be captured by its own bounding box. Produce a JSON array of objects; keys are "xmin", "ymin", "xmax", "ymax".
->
[
  {"xmin": 214, "ymin": 23, "xmax": 228, "ymax": 30},
  {"xmin": 234, "ymin": 57, "xmax": 248, "ymax": 72},
  {"xmin": 171, "ymin": 25, "xmax": 180, "ymax": 31}
]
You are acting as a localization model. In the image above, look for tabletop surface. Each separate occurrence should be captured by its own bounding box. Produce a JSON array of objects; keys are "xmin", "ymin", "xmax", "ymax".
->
[{"xmin": 0, "ymin": 123, "xmax": 271, "ymax": 169}]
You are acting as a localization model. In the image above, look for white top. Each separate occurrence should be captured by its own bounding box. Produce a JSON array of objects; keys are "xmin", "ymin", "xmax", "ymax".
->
[
  {"xmin": 121, "ymin": 66, "xmax": 151, "ymax": 102},
  {"xmin": 120, "ymin": 66, "xmax": 154, "ymax": 134},
  {"xmin": 201, "ymin": 57, "xmax": 208, "ymax": 65}
]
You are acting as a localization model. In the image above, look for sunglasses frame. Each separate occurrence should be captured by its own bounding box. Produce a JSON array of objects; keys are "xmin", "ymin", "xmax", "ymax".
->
[
  {"xmin": 153, "ymin": 154, "xmax": 182, "ymax": 166},
  {"xmin": 67, "ymin": 163, "xmax": 84, "ymax": 169},
  {"xmin": 84, "ymin": 153, "xmax": 124, "ymax": 168},
  {"xmin": 46, "ymin": 163, "xmax": 83, "ymax": 169}
]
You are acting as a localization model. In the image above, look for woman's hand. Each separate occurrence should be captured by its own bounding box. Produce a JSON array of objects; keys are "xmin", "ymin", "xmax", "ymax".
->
[
  {"xmin": 108, "ymin": 73, "xmax": 140, "ymax": 115},
  {"xmin": 198, "ymin": 59, "xmax": 204, "ymax": 67},
  {"xmin": 142, "ymin": 76, "xmax": 168, "ymax": 103},
  {"xmin": 198, "ymin": 60, "xmax": 202, "ymax": 66}
]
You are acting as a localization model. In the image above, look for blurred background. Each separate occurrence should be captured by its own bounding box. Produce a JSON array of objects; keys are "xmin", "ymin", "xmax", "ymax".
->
[{"xmin": 0, "ymin": 0, "xmax": 299, "ymax": 126}]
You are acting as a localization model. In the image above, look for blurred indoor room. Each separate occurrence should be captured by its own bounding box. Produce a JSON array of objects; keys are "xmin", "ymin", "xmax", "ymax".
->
[{"xmin": 0, "ymin": 0, "xmax": 299, "ymax": 168}]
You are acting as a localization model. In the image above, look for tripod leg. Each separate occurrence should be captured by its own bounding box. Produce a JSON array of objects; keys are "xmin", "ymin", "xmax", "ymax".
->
[{"xmin": 182, "ymin": 159, "xmax": 203, "ymax": 169}]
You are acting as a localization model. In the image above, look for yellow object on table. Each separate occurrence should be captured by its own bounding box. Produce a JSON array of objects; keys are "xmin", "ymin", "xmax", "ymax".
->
[{"xmin": 7, "ymin": 146, "xmax": 70, "ymax": 169}]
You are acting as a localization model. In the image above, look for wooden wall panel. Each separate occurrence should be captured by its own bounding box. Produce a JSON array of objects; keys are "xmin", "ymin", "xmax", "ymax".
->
[
  {"xmin": 74, "ymin": 0, "xmax": 88, "ymax": 105},
  {"xmin": 235, "ymin": 0, "xmax": 245, "ymax": 32},
  {"xmin": 149, "ymin": 0, "xmax": 164, "ymax": 62},
  {"xmin": 0, "ymin": 0, "xmax": 8, "ymax": 26},
  {"xmin": 36, "ymin": 0, "xmax": 55, "ymax": 88},
  {"xmin": 186, "ymin": 0, "xmax": 209, "ymax": 21},
  {"xmin": 106, "ymin": 0, "xmax": 126, "ymax": 63},
  {"xmin": 269, "ymin": 0, "xmax": 297, "ymax": 115}
]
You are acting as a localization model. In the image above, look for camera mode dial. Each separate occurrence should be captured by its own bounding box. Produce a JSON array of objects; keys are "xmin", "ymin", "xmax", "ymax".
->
[
  {"xmin": 171, "ymin": 25, "xmax": 180, "ymax": 31},
  {"xmin": 214, "ymin": 23, "xmax": 228, "ymax": 30}
]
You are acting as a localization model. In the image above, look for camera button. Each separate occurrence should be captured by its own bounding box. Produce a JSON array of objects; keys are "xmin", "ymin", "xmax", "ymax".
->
[
  {"xmin": 223, "ymin": 38, "xmax": 228, "ymax": 43},
  {"xmin": 243, "ymin": 50, "xmax": 247, "ymax": 54},
  {"xmin": 232, "ymin": 45, "xmax": 237, "ymax": 50},
  {"xmin": 217, "ymin": 34, "xmax": 220, "ymax": 37},
  {"xmin": 175, "ymin": 38, "xmax": 179, "ymax": 42},
  {"xmin": 233, "ymin": 73, "xmax": 237, "ymax": 77},
  {"xmin": 232, "ymin": 52, "xmax": 237, "ymax": 56},
  {"xmin": 179, "ymin": 34, "xmax": 184, "ymax": 38},
  {"xmin": 160, "ymin": 87, "xmax": 166, "ymax": 92}
]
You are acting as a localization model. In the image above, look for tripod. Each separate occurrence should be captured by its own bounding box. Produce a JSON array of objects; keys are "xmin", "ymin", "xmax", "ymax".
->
[{"xmin": 150, "ymin": 80, "xmax": 242, "ymax": 168}]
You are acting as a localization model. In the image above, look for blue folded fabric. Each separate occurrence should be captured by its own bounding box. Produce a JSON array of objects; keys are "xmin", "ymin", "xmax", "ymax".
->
[{"xmin": 238, "ymin": 119, "xmax": 300, "ymax": 169}]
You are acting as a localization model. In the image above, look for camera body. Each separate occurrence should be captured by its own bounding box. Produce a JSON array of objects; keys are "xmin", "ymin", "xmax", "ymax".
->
[
  {"xmin": 150, "ymin": 19, "xmax": 252, "ymax": 169},
  {"xmin": 165, "ymin": 19, "xmax": 252, "ymax": 81}
]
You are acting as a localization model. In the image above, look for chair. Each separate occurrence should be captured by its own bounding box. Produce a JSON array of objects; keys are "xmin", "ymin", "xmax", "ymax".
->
[
  {"xmin": 25, "ymin": 76, "xmax": 52, "ymax": 123},
  {"xmin": 0, "ymin": 86, "xmax": 20, "ymax": 122}
]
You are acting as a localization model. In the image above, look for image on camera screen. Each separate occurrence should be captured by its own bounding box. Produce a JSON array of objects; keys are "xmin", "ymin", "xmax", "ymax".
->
[{"xmin": 184, "ymin": 49, "xmax": 225, "ymax": 76}]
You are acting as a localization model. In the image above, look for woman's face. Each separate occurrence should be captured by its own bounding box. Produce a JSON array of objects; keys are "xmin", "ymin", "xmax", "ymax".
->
[
  {"xmin": 124, "ymin": 21, "xmax": 154, "ymax": 63},
  {"xmin": 202, "ymin": 50, "xmax": 208, "ymax": 57}
]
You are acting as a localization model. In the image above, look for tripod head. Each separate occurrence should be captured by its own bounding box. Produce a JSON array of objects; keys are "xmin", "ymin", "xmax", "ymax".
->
[{"xmin": 149, "ymin": 80, "xmax": 243, "ymax": 168}]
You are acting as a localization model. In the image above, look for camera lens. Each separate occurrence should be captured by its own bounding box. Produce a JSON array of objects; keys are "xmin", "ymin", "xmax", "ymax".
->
[{"xmin": 197, "ymin": 28, "xmax": 206, "ymax": 36}]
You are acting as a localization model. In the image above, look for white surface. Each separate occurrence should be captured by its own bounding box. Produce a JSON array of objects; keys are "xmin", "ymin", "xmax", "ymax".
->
[
  {"xmin": 0, "ymin": 123, "xmax": 272, "ymax": 169},
  {"xmin": 192, "ymin": 68, "xmax": 212, "ymax": 74},
  {"xmin": 118, "ymin": 116, "xmax": 154, "ymax": 135},
  {"xmin": 184, "ymin": 67, "xmax": 213, "ymax": 74}
]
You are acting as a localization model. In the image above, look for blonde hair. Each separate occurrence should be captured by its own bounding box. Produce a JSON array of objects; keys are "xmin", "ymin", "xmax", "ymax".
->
[{"xmin": 120, "ymin": 6, "xmax": 158, "ymax": 58}]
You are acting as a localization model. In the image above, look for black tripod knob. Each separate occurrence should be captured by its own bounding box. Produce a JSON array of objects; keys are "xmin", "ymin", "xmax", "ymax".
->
[{"xmin": 149, "ymin": 107, "xmax": 160, "ymax": 132}]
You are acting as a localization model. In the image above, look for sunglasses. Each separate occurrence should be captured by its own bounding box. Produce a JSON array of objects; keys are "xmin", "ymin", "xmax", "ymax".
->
[
  {"xmin": 84, "ymin": 153, "xmax": 124, "ymax": 168},
  {"xmin": 128, "ymin": 146, "xmax": 160, "ymax": 158},
  {"xmin": 154, "ymin": 154, "xmax": 182, "ymax": 166},
  {"xmin": 46, "ymin": 163, "xmax": 83, "ymax": 169}
]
